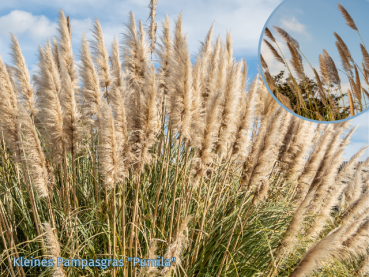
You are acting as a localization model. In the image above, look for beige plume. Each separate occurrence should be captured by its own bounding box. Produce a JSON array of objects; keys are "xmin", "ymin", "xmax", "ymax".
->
[
  {"xmin": 43, "ymin": 223, "xmax": 65, "ymax": 277},
  {"xmin": 10, "ymin": 34, "xmax": 37, "ymax": 118},
  {"xmin": 98, "ymin": 99, "xmax": 126, "ymax": 190},
  {"xmin": 91, "ymin": 19, "xmax": 112, "ymax": 97}
]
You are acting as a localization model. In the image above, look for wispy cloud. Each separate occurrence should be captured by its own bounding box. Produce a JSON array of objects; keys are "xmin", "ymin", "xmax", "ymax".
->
[
  {"xmin": 0, "ymin": 10, "xmax": 56, "ymax": 39},
  {"xmin": 280, "ymin": 16, "xmax": 307, "ymax": 33},
  {"xmin": 0, "ymin": 0, "xmax": 283, "ymax": 58}
]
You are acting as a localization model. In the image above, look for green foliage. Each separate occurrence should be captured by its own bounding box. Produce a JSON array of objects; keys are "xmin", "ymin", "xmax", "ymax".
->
[
  {"xmin": 271, "ymin": 71, "xmax": 350, "ymax": 120},
  {"xmin": 0, "ymin": 129, "xmax": 365, "ymax": 276}
]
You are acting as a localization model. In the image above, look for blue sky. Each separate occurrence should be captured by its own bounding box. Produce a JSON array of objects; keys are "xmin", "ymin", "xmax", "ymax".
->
[
  {"xmin": 0, "ymin": 0, "xmax": 367, "ymax": 161},
  {"xmin": 0, "ymin": 0, "xmax": 281, "ymax": 77}
]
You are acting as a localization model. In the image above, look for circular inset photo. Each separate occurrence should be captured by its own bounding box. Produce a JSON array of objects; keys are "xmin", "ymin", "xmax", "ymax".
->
[{"xmin": 259, "ymin": 0, "xmax": 369, "ymax": 122}]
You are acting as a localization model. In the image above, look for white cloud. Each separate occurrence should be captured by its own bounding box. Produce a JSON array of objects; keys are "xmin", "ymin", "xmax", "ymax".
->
[
  {"xmin": 0, "ymin": 0, "xmax": 286, "ymax": 77},
  {"xmin": 69, "ymin": 17, "xmax": 93, "ymax": 50},
  {"xmin": 0, "ymin": 10, "xmax": 98, "ymax": 74},
  {"xmin": 280, "ymin": 16, "xmax": 306, "ymax": 33},
  {"xmin": 0, "ymin": 10, "xmax": 56, "ymax": 40},
  {"xmin": 70, "ymin": 18, "xmax": 92, "ymax": 36},
  {"xmin": 0, "ymin": 0, "xmax": 284, "ymax": 57},
  {"xmin": 340, "ymin": 82, "xmax": 351, "ymax": 94}
]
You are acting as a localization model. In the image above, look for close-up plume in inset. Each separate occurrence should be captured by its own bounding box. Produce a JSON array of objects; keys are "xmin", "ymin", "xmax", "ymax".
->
[{"xmin": 260, "ymin": 0, "xmax": 369, "ymax": 121}]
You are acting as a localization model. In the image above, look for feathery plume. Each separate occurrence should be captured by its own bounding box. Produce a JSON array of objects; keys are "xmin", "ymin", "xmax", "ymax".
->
[
  {"xmin": 340, "ymin": 210, "xmax": 369, "ymax": 247},
  {"xmin": 124, "ymin": 19, "xmax": 150, "ymax": 160},
  {"xmin": 37, "ymin": 41, "xmax": 65, "ymax": 163},
  {"xmin": 282, "ymin": 121, "xmax": 317, "ymax": 178},
  {"xmin": 57, "ymin": 10, "xmax": 77, "ymax": 82},
  {"xmin": 334, "ymin": 32, "xmax": 353, "ymax": 64},
  {"xmin": 148, "ymin": 0, "xmax": 158, "ymax": 56},
  {"xmin": 193, "ymin": 91, "xmax": 222, "ymax": 180},
  {"xmin": 323, "ymin": 49, "xmax": 341, "ymax": 87},
  {"xmin": 157, "ymin": 14, "xmax": 172, "ymax": 97},
  {"xmin": 161, "ymin": 216, "xmax": 192, "ymax": 275},
  {"xmin": 335, "ymin": 127, "xmax": 360, "ymax": 184},
  {"xmin": 279, "ymin": 93, "xmax": 293, "ymax": 111},
  {"xmin": 362, "ymin": 62, "xmax": 369, "ymax": 86},
  {"xmin": 312, "ymin": 68, "xmax": 327, "ymax": 107},
  {"xmin": 0, "ymin": 54, "xmax": 20, "ymax": 155},
  {"xmin": 123, "ymin": 13, "xmax": 148, "ymax": 94},
  {"xmin": 189, "ymin": 56, "xmax": 205, "ymax": 148},
  {"xmin": 240, "ymin": 59, "xmax": 248, "ymax": 93},
  {"xmin": 5, "ymin": 64, "xmax": 18, "ymax": 97},
  {"xmin": 290, "ymin": 226, "xmax": 345, "ymax": 277},
  {"xmin": 241, "ymin": 106, "xmax": 274, "ymax": 188},
  {"xmin": 335, "ymin": 41, "xmax": 352, "ymax": 74},
  {"xmin": 43, "ymin": 223, "xmax": 65, "ymax": 277},
  {"xmin": 341, "ymin": 190, "xmax": 369, "ymax": 225},
  {"xmin": 233, "ymin": 77, "xmax": 257, "ymax": 159},
  {"xmin": 278, "ymin": 116, "xmax": 300, "ymax": 164},
  {"xmin": 52, "ymin": 37, "xmax": 61, "ymax": 72},
  {"xmin": 248, "ymin": 107, "xmax": 284, "ymax": 187},
  {"xmin": 263, "ymin": 39, "xmax": 285, "ymax": 65},
  {"xmin": 327, "ymin": 93, "xmax": 338, "ymax": 118},
  {"xmin": 225, "ymin": 32, "xmax": 233, "ymax": 69},
  {"xmin": 10, "ymin": 34, "xmax": 37, "ymax": 118},
  {"xmin": 341, "ymin": 219, "xmax": 369, "ymax": 261},
  {"xmin": 205, "ymin": 35, "xmax": 221, "ymax": 98},
  {"xmin": 110, "ymin": 36, "xmax": 128, "ymax": 142},
  {"xmin": 139, "ymin": 64, "xmax": 159, "ymax": 169},
  {"xmin": 79, "ymin": 33, "xmax": 101, "ymax": 121},
  {"xmin": 199, "ymin": 22, "xmax": 215, "ymax": 58},
  {"xmin": 216, "ymin": 43, "xmax": 228, "ymax": 93},
  {"xmin": 198, "ymin": 22, "xmax": 215, "ymax": 103},
  {"xmin": 345, "ymin": 162, "xmax": 366, "ymax": 206},
  {"xmin": 319, "ymin": 54, "xmax": 330, "ymax": 86},
  {"xmin": 257, "ymin": 75, "xmax": 278, "ymax": 117},
  {"xmin": 264, "ymin": 70, "xmax": 278, "ymax": 94},
  {"xmin": 361, "ymin": 44, "xmax": 369, "ymax": 72},
  {"xmin": 98, "ymin": 99, "xmax": 126, "ymax": 190},
  {"xmin": 260, "ymin": 54, "xmax": 268, "ymax": 71},
  {"xmin": 338, "ymin": 4, "xmax": 358, "ymax": 31},
  {"xmin": 91, "ymin": 19, "xmax": 112, "ymax": 95},
  {"xmin": 288, "ymin": 42, "xmax": 304, "ymax": 81},
  {"xmin": 294, "ymin": 212, "xmax": 368, "ymax": 276},
  {"xmin": 252, "ymin": 177, "xmax": 269, "ymax": 206},
  {"xmin": 60, "ymin": 50, "xmax": 81, "ymax": 155},
  {"xmin": 18, "ymin": 104, "xmax": 49, "ymax": 198},
  {"xmin": 305, "ymin": 126, "xmax": 354, "ymax": 239},
  {"xmin": 354, "ymin": 65, "xmax": 362, "ymax": 110},
  {"xmin": 273, "ymin": 26, "xmax": 299, "ymax": 49},
  {"xmin": 169, "ymin": 14, "xmax": 193, "ymax": 141},
  {"xmin": 279, "ymin": 125, "xmax": 334, "ymax": 256},
  {"xmin": 217, "ymin": 62, "xmax": 241, "ymax": 156},
  {"xmin": 264, "ymin": 27, "xmax": 276, "ymax": 42}
]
